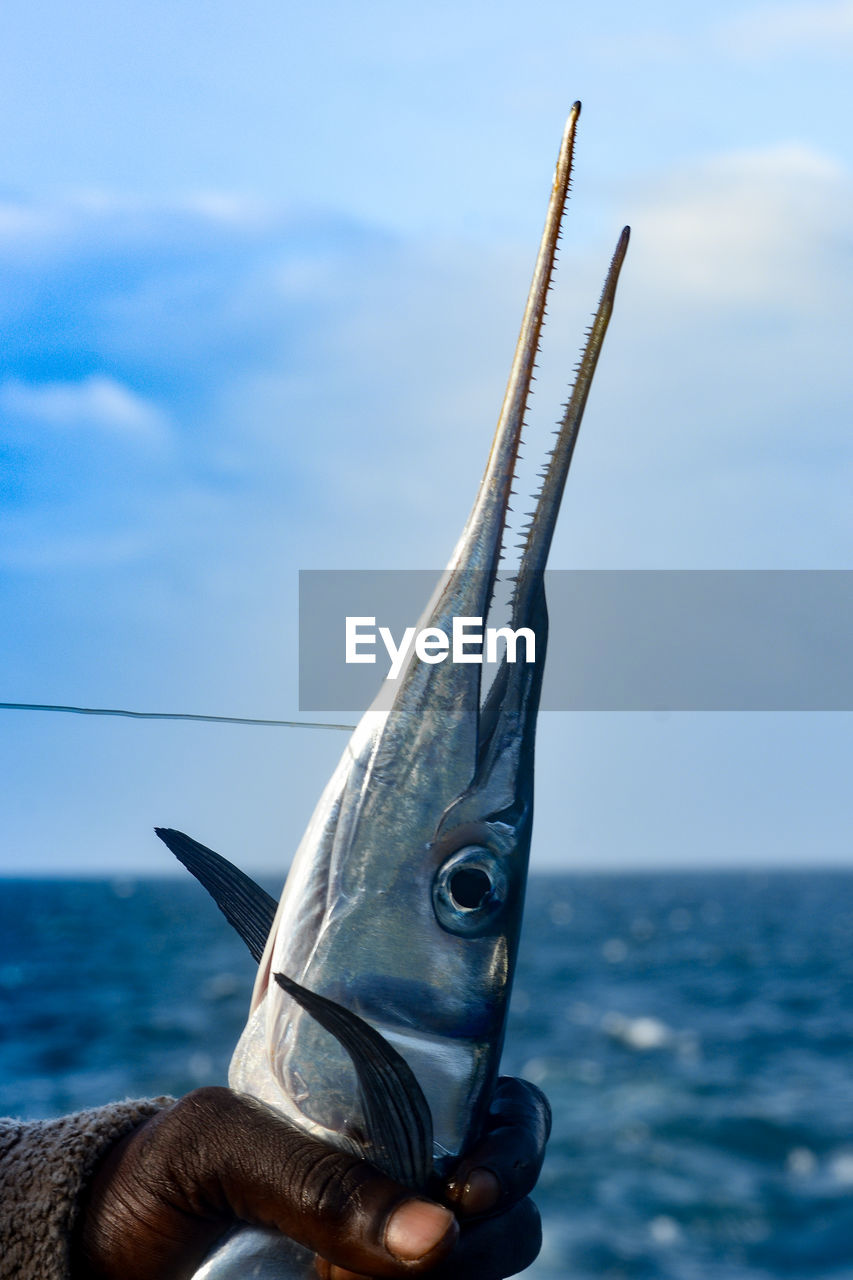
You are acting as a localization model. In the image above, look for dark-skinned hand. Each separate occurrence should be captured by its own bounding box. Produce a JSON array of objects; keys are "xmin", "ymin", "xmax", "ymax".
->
[{"xmin": 74, "ymin": 1077, "xmax": 551, "ymax": 1280}]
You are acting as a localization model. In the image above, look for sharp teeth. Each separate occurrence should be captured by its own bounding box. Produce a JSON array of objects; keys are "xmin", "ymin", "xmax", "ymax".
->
[
  {"xmin": 510, "ymin": 224, "xmax": 630, "ymax": 624},
  {"xmin": 451, "ymin": 106, "xmax": 581, "ymax": 602}
]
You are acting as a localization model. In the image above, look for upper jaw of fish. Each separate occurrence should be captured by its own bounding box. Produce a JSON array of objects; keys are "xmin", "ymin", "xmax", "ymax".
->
[{"xmin": 242, "ymin": 103, "xmax": 629, "ymax": 1162}]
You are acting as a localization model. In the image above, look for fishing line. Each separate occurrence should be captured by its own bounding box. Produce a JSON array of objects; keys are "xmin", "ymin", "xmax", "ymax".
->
[{"xmin": 0, "ymin": 702, "xmax": 355, "ymax": 731}]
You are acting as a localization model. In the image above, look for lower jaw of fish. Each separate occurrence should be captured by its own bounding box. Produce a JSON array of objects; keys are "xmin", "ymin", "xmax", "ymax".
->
[
  {"xmin": 229, "ymin": 1001, "xmax": 495, "ymax": 1172},
  {"xmin": 371, "ymin": 1018, "xmax": 498, "ymax": 1170}
]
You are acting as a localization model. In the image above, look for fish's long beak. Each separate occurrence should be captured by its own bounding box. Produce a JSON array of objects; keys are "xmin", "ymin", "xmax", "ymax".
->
[{"xmin": 383, "ymin": 103, "xmax": 629, "ymax": 815}]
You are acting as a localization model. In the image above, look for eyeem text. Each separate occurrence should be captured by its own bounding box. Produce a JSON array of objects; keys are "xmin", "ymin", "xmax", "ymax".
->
[{"xmin": 345, "ymin": 616, "xmax": 536, "ymax": 680}]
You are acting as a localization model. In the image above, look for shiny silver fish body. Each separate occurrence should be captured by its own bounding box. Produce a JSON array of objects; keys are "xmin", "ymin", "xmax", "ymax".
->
[{"xmin": 195, "ymin": 106, "xmax": 628, "ymax": 1278}]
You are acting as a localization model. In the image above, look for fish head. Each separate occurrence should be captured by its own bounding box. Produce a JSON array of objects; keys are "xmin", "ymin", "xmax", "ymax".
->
[{"xmin": 230, "ymin": 104, "xmax": 628, "ymax": 1174}]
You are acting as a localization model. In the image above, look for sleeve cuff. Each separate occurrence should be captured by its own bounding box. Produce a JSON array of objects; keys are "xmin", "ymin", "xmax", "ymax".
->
[{"xmin": 0, "ymin": 1098, "xmax": 173, "ymax": 1280}]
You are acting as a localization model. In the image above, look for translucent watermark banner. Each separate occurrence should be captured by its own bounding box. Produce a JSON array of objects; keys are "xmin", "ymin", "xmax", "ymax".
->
[{"xmin": 298, "ymin": 570, "xmax": 853, "ymax": 713}]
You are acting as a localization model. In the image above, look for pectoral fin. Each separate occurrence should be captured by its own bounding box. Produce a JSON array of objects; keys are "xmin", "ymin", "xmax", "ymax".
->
[
  {"xmin": 155, "ymin": 827, "xmax": 277, "ymax": 964},
  {"xmin": 274, "ymin": 972, "xmax": 433, "ymax": 1191}
]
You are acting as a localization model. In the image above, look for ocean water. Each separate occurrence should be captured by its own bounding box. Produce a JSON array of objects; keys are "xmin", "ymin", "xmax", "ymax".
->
[{"xmin": 2, "ymin": 871, "xmax": 853, "ymax": 1278}]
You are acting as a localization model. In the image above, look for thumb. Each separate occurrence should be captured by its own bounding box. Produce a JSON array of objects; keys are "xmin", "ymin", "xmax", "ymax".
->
[{"xmin": 81, "ymin": 1088, "xmax": 458, "ymax": 1279}]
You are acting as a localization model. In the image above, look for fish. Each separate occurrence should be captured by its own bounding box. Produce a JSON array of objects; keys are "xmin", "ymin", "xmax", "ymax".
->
[{"xmin": 157, "ymin": 103, "xmax": 628, "ymax": 1277}]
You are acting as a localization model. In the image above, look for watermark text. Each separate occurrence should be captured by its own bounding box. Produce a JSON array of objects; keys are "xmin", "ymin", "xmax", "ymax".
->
[{"xmin": 345, "ymin": 616, "xmax": 536, "ymax": 679}]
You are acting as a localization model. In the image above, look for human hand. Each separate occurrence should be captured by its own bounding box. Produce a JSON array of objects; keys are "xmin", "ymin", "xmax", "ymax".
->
[{"xmin": 74, "ymin": 1077, "xmax": 550, "ymax": 1280}]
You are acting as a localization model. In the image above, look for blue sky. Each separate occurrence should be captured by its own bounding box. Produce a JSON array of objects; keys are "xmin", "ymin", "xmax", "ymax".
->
[{"xmin": 1, "ymin": 0, "xmax": 852, "ymax": 874}]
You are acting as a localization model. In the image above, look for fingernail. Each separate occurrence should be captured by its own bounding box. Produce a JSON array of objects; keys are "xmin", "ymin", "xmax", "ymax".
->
[
  {"xmin": 384, "ymin": 1199, "xmax": 456, "ymax": 1261},
  {"xmin": 458, "ymin": 1167, "xmax": 501, "ymax": 1214}
]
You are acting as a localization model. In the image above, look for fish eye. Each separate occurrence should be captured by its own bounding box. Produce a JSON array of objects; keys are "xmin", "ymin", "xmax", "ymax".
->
[
  {"xmin": 432, "ymin": 846, "xmax": 508, "ymax": 936},
  {"xmin": 449, "ymin": 866, "xmax": 491, "ymax": 909}
]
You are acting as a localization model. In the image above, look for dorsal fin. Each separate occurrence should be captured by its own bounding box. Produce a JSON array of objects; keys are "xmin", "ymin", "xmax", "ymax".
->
[
  {"xmin": 274, "ymin": 972, "xmax": 433, "ymax": 1191},
  {"xmin": 155, "ymin": 827, "xmax": 277, "ymax": 963}
]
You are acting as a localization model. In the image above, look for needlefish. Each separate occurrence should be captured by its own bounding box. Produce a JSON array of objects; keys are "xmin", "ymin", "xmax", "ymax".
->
[{"xmin": 157, "ymin": 104, "xmax": 628, "ymax": 1277}]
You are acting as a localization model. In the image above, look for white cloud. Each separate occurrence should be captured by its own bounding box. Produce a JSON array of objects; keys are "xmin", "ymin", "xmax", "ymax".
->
[
  {"xmin": 526, "ymin": 139, "xmax": 853, "ymax": 572},
  {"xmin": 0, "ymin": 202, "xmax": 61, "ymax": 242},
  {"xmin": 0, "ymin": 190, "xmax": 283, "ymax": 277},
  {"xmin": 720, "ymin": 0, "xmax": 853, "ymax": 55},
  {"xmin": 179, "ymin": 192, "xmax": 274, "ymax": 227},
  {"xmin": 628, "ymin": 143, "xmax": 851, "ymax": 309},
  {"xmin": 0, "ymin": 375, "xmax": 169, "ymax": 441}
]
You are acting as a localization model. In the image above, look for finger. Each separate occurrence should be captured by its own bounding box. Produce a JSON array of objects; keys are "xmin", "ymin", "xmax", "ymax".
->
[
  {"xmin": 171, "ymin": 1089, "xmax": 459, "ymax": 1277},
  {"xmin": 315, "ymin": 1196, "xmax": 542, "ymax": 1280},
  {"xmin": 485, "ymin": 1077, "xmax": 552, "ymax": 1142},
  {"xmin": 315, "ymin": 1260, "xmax": 370, "ymax": 1280},
  {"xmin": 445, "ymin": 1078, "xmax": 551, "ymax": 1215},
  {"xmin": 430, "ymin": 1195, "xmax": 542, "ymax": 1280}
]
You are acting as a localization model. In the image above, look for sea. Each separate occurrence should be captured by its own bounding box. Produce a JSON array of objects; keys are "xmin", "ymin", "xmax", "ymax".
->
[{"xmin": 2, "ymin": 870, "xmax": 853, "ymax": 1279}]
